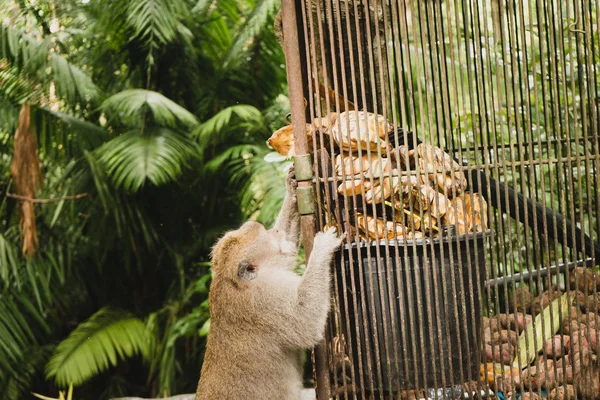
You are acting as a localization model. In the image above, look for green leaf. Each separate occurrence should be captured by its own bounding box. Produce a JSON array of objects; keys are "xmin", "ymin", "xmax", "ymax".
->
[
  {"xmin": 102, "ymin": 89, "xmax": 198, "ymax": 129},
  {"xmin": 512, "ymin": 293, "xmax": 570, "ymax": 369},
  {"xmin": 97, "ymin": 128, "xmax": 199, "ymax": 192},
  {"xmin": 193, "ymin": 104, "xmax": 263, "ymax": 149},
  {"xmin": 125, "ymin": 0, "xmax": 190, "ymax": 68},
  {"xmin": 221, "ymin": 0, "xmax": 280, "ymax": 69},
  {"xmin": 0, "ymin": 234, "xmax": 20, "ymax": 288},
  {"xmin": 45, "ymin": 307, "xmax": 151, "ymax": 387},
  {"xmin": 199, "ymin": 319, "xmax": 210, "ymax": 337},
  {"xmin": 0, "ymin": 63, "xmax": 40, "ymax": 104},
  {"xmin": 50, "ymin": 56, "xmax": 100, "ymax": 104},
  {"xmin": 0, "ymin": 23, "xmax": 100, "ymax": 105},
  {"xmin": 34, "ymin": 107, "xmax": 109, "ymax": 156},
  {"xmin": 192, "ymin": 0, "xmax": 215, "ymax": 15},
  {"xmin": 2, "ymin": 345, "xmax": 53, "ymax": 400},
  {"xmin": 204, "ymin": 144, "xmax": 261, "ymax": 173},
  {"xmin": 263, "ymin": 151, "xmax": 288, "ymax": 163}
]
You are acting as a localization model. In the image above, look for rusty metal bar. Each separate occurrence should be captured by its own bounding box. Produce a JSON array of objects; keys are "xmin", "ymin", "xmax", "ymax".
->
[{"xmin": 280, "ymin": 0, "xmax": 330, "ymax": 398}]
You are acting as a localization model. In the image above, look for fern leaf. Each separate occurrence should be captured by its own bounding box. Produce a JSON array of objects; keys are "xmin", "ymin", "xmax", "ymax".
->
[{"xmin": 45, "ymin": 307, "xmax": 150, "ymax": 387}]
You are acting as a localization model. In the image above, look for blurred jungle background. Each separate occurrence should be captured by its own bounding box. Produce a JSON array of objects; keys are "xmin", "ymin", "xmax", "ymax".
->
[
  {"xmin": 0, "ymin": 0, "xmax": 598, "ymax": 399},
  {"xmin": 0, "ymin": 0, "xmax": 292, "ymax": 398}
]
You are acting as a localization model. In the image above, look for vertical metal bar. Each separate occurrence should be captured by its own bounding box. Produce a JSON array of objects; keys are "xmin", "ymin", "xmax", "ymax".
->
[{"xmin": 280, "ymin": 0, "xmax": 329, "ymax": 398}]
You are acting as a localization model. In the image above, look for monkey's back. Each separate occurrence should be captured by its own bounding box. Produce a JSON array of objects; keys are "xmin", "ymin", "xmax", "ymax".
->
[{"xmin": 196, "ymin": 327, "xmax": 304, "ymax": 400}]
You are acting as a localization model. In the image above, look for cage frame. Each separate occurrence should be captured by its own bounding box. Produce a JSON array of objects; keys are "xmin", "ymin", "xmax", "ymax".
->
[{"xmin": 278, "ymin": 0, "xmax": 600, "ymax": 398}]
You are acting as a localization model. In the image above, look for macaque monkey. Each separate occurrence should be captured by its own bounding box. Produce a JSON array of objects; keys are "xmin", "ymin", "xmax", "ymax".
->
[{"xmin": 195, "ymin": 167, "xmax": 345, "ymax": 400}]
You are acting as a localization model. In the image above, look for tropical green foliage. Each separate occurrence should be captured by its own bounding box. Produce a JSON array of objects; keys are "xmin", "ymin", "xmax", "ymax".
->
[
  {"xmin": 45, "ymin": 308, "xmax": 150, "ymax": 387},
  {"xmin": 0, "ymin": 0, "xmax": 290, "ymax": 398}
]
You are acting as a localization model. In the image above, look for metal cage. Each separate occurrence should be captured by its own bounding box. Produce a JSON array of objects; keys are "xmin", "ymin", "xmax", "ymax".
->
[{"xmin": 278, "ymin": 0, "xmax": 600, "ymax": 398}]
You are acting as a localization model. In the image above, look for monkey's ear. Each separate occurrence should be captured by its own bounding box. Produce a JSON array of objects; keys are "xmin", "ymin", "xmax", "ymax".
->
[{"xmin": 237, "ymin": 260, "xmax": 258, "ymax": 281}]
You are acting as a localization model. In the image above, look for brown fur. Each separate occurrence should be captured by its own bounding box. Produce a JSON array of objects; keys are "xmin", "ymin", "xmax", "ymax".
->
[{"xmin": 196, "ymin": 168, "xmax": 343, "ymax": 400}]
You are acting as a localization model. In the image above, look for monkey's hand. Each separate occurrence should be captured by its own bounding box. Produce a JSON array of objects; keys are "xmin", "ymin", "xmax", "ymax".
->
[
  {"xmin": 313, "ymin": 227, "xmax": 345, "ymax": 256},
  {"xmin": 286, "ymin": 165, "xmax": 298, "ymax": 200},
  {"xmin": 271, "ymin": 165, "xmax": 300, "ymax": 246}
]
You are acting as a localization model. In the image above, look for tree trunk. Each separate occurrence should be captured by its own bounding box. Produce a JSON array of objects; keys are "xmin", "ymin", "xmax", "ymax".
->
[{"xmin": 10, "ymin": 104, "xmax": 43, "ymax": 258}]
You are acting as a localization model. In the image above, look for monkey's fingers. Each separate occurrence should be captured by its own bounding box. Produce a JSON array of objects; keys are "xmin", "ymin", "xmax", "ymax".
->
[
  {"xmin": 286, "ymin": 165, "xmax": 298, "ymax": 192},
  {"xmin": 323, "ymin": 225, "xmax": 338, "ymax": 235}
]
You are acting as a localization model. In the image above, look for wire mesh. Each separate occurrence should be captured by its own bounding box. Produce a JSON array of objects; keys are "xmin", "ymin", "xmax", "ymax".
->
[{"xmin": 278, "ymin": 0, "xmax": 600, "ymax": 398}]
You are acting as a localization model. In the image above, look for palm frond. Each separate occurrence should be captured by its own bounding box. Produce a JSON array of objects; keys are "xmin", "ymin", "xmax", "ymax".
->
[
  {"xmin": 0, "ymin": 23, "xmax": 100, "ymax": 105},
  {"xmin": 203, "ymin": 144, "xmax": 261, "ymax": 173},
  {"xmin": 49, "ymin": 56, "xmax": 100, "ymax": 105},
  {"xmin": 191, "ymin": 0, "xmax": 215, "ymax": 15},
  {"xmin": 221, "ymin": 0, "xmax": 280, "ymax": 69},
  {"xmin": 96, "ymin": 128, "xmax": 199, "ymax": 192},
  {"xmin": 207, "ymin": 145, "xmax": 288, "ymax": 225},
  {"xmin": 34, "ymin": 107, "xmax": 109, "ymax": 155},
  {"xmin": 193, "ymin": 104, "xmax": 263, "ymax": 150},
  {"xmin": 0, "ymin": 100, "xmax": 18, "ymax": 132},
  {"xmin": 0, "ymin": 233, "xmax": 20, "ymax": 288},
  {"xmin": 237, "ymin": 149, "xmax": 289, "ymax": 225},
  {"xmin": 0, "ymin": 23, "xmax": 49, "ymax": 75},
  {"xmin": 102, "ymin": 89, "xmax": 198, "ymax": 129},
  {"xmin": 146, "ymin": 276, "xmax": 211, "ymax": 395},
  {"xmin": 45, "ymin": 307, "xmax": 150, "ymax": 387},
  {"xmin": 0, "ymin": 294, "xmax": 49, "ymax": 383},
  {"xmin": 0, "ymin": 62, "xmax": 41, "ymax": 104},
  {"xmin": 0, "ymin": 345, "xmax": 53, "ymax": 400},
  {"xmin": 126, "ymin": 0, "xmax": 191, "ymax": 67},
  {"xmin": 83, "ymin": 151, "xmax": 159, "ymax": 248}
]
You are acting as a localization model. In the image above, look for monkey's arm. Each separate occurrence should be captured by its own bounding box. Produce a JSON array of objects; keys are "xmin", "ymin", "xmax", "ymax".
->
[
  {"xmin": 283, "ymin": 228, "xmax": 343, "ymax": 347},
  {"xmin": 271, "ymin": 167, "xmax": 300, "ymax": 246}
]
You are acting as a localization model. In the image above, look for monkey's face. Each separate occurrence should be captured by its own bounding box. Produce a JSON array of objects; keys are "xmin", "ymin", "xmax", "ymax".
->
[{"xmin": 211, "ymin": 221, "xmax": 296, "ymax": 285}]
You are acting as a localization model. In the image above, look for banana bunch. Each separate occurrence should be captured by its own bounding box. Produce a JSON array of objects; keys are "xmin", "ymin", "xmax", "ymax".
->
[{"xmin": 268, "ymin": 111, "xmax": 488, "ymax": 240}]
